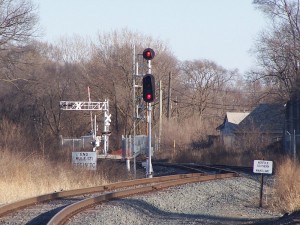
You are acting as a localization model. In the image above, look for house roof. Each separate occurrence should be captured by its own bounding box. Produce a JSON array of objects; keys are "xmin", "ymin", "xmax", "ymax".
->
[
  {"xmin": 216, "ymin": 112, "xmax": 249, "ymax": 130},
  {"xmin": 226, "ymin": 112, "xmax": 250, "ymax": 125},
  {"xmin": 237, "ymin": 103, "xmax": 285, "ymax": 133}
]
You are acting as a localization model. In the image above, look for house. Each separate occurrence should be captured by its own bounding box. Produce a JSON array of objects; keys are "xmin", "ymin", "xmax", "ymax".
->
[
  {"xmin": 216, "ymin": 112, "xmax": 249, "ymax": 148},
  {"xmin": 217, "ymin": 103, "xmax": 286, "ymax": 149},
  {"xmin": 237, "ymin": 103, "xmax": 285, "ymax": 138}
]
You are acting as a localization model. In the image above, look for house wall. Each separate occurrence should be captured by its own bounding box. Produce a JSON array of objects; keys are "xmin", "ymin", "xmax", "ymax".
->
[{"xmin": 219, "ymin": 121, "xmax": 238, "ymax": 148}]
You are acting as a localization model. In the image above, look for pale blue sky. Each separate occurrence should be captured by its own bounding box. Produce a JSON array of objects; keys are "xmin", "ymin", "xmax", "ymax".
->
[{"xmin": 34, "ymin": 0, "xmax": 267, "ymax": 74}]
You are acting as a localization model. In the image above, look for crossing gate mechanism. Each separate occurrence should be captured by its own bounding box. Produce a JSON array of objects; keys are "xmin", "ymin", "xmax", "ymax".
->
[{"xmin": 59, "ymin": 99, "xmax": 111, "ymax": 155}]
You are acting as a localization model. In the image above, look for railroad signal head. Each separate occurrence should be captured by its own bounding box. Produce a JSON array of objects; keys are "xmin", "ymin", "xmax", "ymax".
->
[
  {"xmin": 143, "ymin": 74, "xmax": 155, "ymax": 103},
  {"xmin": 143, "ymin": 48, "xmax": 155, "ymax": 60}
]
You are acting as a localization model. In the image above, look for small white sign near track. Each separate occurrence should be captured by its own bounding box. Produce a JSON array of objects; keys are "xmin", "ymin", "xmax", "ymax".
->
[
  {"xmin": 253, "ymin": 160, "xmax": 273, "ymax": 174},
  {"xmin": 72, "ymin": 152, "xmax": 97, "ymax": 170}
]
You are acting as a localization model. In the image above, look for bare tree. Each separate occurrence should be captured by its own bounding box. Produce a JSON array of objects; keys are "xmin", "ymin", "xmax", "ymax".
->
[
  {"xmin": 0, "ymin": 0, "xmax": 38, "ymax": 47},
  {"xmin": 178, "ymin": 60, "xmax": 235, "ymax": 123},
  {"xmin": 252, "ymin": 0, "xmax": 300, "ymax": 101},
  {"xmin": 0, "ymin": 0, "xmax": 38, "ymax": 83},
  {"xmin": 88, "ymin": 29, "xmax": 176, "ymax": 136}
]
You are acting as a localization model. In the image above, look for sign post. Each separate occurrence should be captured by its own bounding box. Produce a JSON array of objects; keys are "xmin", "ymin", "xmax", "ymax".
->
[{"xmin": 253, "ymin": 160, "xmax": 273, "ymax": 207}]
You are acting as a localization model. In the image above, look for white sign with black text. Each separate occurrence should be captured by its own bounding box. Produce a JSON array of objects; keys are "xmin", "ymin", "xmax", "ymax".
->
[
  {"xmin": 253, "ymin": 160, "xmax": 273, "ymax": 174},
  {"xmin": 72, "ymin": 152, "xmax": 97, "ymax": 170}
]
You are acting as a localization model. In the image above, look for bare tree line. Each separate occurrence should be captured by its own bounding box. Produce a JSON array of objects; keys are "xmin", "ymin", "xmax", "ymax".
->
[
  {"xmin": 252, "ymin": 0, "xmax": 300, "ymax": 101},
  {"xmin": 1, "ymin": 0, "xmax": 295, "ymax": 154}
]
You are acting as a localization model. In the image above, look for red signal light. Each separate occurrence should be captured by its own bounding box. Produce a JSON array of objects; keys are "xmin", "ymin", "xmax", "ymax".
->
[
  {"xmin": 143, "ymin": 48, "xmax": 155, "ymax": 60},
  {"xmin": 146, "ymin": 51, "xmax": 151, "ymax": 58},
  {"xmin": 146, "ymin": 94, "xmax": 152, "ymax": 100}
]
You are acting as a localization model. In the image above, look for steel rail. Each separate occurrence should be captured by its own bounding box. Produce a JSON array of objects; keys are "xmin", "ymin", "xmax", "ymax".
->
[
  {"xmin": 152, "ymin": 162, "xmax": 237, "ymax": 174},
  {"xmin": 48, "ymin": 173, "xmax": 237, "ymax": 225},
  {"xmin": 0, "ymin": 173, "xmax": 207, "ymax": 217}
]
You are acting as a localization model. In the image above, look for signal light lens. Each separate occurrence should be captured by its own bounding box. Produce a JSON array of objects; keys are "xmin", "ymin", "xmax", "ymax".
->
[
  {"xmin": 145, "ymin": 51, "xmax": 151, "ymax": 58},
  {"xmin": 143, "ymin": 48, "xmax": 155, "ymax": 60},
  {"xmin": 146, "ymin": 94, "xmax": 152, "ymax": 100}
]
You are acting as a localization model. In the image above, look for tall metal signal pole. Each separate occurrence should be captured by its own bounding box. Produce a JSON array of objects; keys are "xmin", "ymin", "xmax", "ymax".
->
[
  {"xmin": 142, "ymin": 48, "xmax": 155, "ymax": 178},
  {"xmin": 131, "ymin": 47, "xmax": 156, "ymax": 178}
]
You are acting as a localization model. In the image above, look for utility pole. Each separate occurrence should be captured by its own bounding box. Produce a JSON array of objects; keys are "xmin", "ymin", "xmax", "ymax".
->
[
  {"xmin": 159, "ymin": 80, "xmax": 163, "ymax": 152},
  {"xmin": 131, "ymin": 45, "xmax": 137, "ymax": 175},
  {"xmin": 167, "ymin": 72, "xmax": 172, "ymax": 120}
]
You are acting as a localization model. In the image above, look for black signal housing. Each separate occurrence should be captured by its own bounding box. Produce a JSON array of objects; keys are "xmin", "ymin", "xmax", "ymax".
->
[{"xmin": 142, "ymin": 74, "xmax": 155, "ymax": 103}]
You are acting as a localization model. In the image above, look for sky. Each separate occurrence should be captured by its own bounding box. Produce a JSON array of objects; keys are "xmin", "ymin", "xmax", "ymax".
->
[{"xmin": 34, "ymin": 0, "xmax": 267, "ymax": 74}]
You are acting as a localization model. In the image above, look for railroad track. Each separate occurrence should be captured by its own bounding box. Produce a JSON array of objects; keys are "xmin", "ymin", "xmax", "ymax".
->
[
  {"xmin": 1, "ymin": 163, "xmax": 298, "ymax": 225},
  {"xmin": 0, "ymin": 163, "xmax": 238, "ymax": 225},
  {"xmin": 48, "ymin": 172, "xmax": 236, "ymax": 225},
  {"xmin": 152, "ymin": 162, "xmax": 241, "ymax": 174}
]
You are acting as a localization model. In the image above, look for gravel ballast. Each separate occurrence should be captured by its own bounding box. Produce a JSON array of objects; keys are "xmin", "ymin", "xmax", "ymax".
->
[{"xmin": 70, "ymin": 176, "xmax": 284, "ymax": 225}]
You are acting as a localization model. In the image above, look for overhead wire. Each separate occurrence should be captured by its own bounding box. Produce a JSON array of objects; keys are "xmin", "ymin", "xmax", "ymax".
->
[{"xmin": 170, "ymin": 88, "xmax": 253, "ymax": 110}]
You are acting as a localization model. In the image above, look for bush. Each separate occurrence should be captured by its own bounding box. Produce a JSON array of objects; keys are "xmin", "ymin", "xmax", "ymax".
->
[{"xmin": 271, "ymin": 158, "xmax": 300, "ymax": 213}]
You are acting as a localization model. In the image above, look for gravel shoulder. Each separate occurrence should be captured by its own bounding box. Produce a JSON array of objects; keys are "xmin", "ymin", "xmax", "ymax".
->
[{"xmin": 71, "ymin": 175, "xmax": 284, "ymax": 225}]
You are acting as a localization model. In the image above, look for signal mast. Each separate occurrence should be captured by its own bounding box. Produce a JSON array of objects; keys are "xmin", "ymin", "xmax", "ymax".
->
[{"xmin": 142, "ymin": 48, "xmax": 155, "ymax": 178}]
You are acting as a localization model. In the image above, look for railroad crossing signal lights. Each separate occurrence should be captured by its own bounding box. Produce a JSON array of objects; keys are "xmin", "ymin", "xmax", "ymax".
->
[
  {"xmin": 143, "ymin": 48, "xmax": 155, "ymax": 60},
  {"xmin": 143, "ymin": 74, "xmax": 155, "ymax": 103}
]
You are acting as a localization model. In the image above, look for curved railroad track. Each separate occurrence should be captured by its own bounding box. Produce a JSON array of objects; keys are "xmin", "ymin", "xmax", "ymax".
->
[
  {"xmin": 0, "ymin": 163, "xmax": 237, "ymax": 225},
  {"xmin": 48, "ymin": 172, "xmax": 236, "ymax": 225},
  {"xmin": 0, "ymin": 163, "xmax": 298, "ymax": 225}
]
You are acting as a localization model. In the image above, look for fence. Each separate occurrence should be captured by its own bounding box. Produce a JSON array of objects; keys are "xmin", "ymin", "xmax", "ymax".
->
[
  {"xmin": 60, "ymin": 135, "xmax": 94, "ymax": 151},
  {"xmin": 122, "ymin": 135, "xmax": 148, "ymax": 158}
]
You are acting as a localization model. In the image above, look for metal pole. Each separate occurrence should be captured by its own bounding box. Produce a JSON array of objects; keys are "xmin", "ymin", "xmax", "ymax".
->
[
  {"xmin": 159, "ymin": 80, "xmax": 162, "ymax": 152},
  {"xmin": 134, "ymin": 154, "xmax": 136, "ymax": 178},
  {"xmin": 146, "ymin": 59, "xmax": 153, "ymax": 178},
  {"xmin": 147, "ymin": 103, "xmax": 153, "ymax": 178},
  {"xmin": 286, "ymin": 131, "xmax": 291, "ymax": 155},
  {"xmin": 147, "ymin": 59, "xmax": 152, "ymax": 74},
  {"xmin": 95, "ymin": 114, "xmax": 97, "ymax": 152},
  {"xmin": 132, "ymin": 45, "xmax": 136, "ymax": 175},
  {"xmin": 259, "ymin": 173, "xmax": 264, "ymax": 207},
  {"xmin": 167, "ymin": 72, "xmax": 172, "ymax": 120},
  {"xmin": 294, "ymin": 129, "xmax": 296, "ymax": 162},
  {"xmin": 126, "ymin": 136, "xmax": 130, "ymax": 172}
]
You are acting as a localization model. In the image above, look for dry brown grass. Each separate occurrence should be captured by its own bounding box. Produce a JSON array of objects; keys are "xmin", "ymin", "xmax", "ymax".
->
[
  {"xmin": 160, "ymin": 119, "xmax": 199, "ymax": 151},
  {"xmin": 0, "ymin": 118, "xmax": 140, "ymax": 204},
  {"xmin": 0, "ymin": 147, "xmax": 131, "ymax": 204},
  {"xmin": 1, "ymin": 116, "xmax": 299, "ymax": 214},
  {"xmin": 165, "ymin": 146, "xmax": 265, "ymax": 166},
  {"xmin": 271, "ymin": 158, "xmax": 300, "ymax": 213},
  {"xmin": 157, "ymin": 117, "xmax": 282, "ymax": 166},
  {"xmin": 0, "ymin": 118, "xmax": 31, "ymax": 151}
]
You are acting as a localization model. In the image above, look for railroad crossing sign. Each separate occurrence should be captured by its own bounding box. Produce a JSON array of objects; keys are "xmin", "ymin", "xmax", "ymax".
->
[
  {"xmin": 60, "ymin": 99, "xmax": 111, "ymax": 155},
  {"xmin": 104, "ymin": 111, "xmax": 111, "ymax": 126}
]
